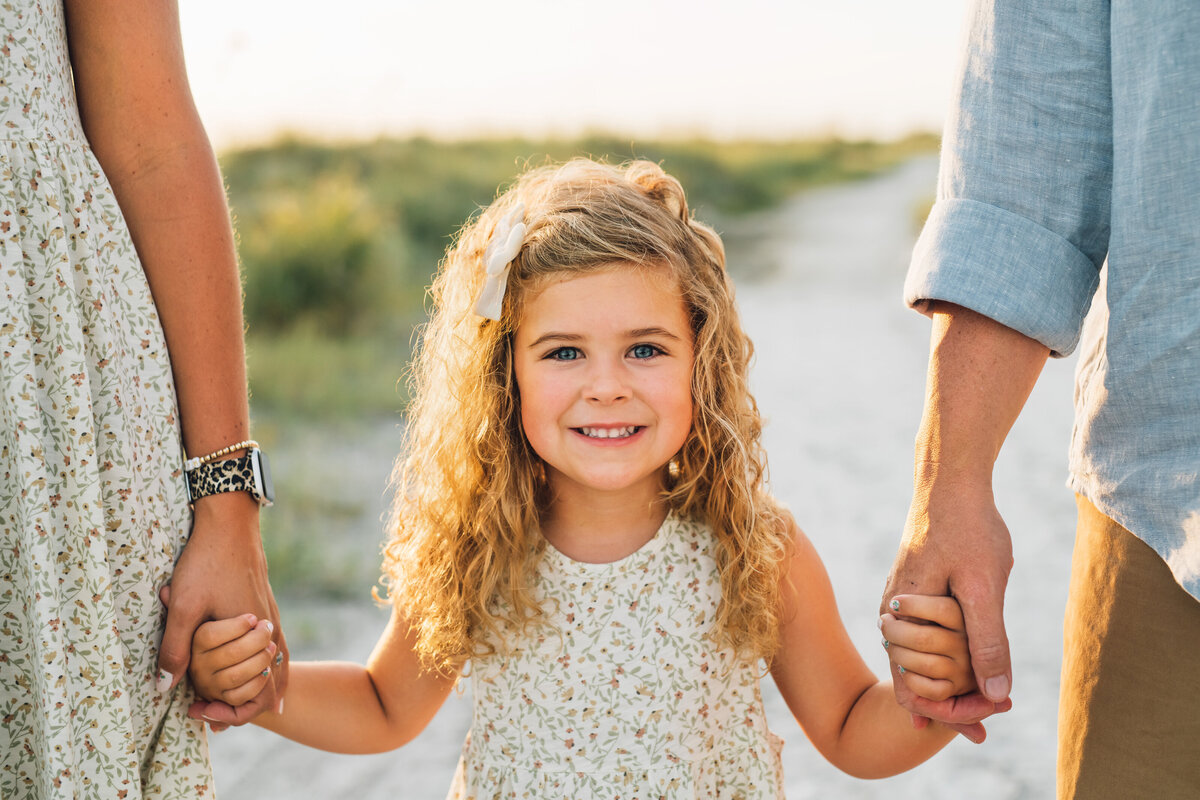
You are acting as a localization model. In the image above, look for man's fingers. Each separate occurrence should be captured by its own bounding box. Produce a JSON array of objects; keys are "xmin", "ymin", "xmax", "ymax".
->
[
  {"xmin": 955, "ymin": 579, "xmax": 1013, "ymax": 702},
  {"xmin": 905, "ymin": 688, "xmax": 1009, "ymax": 725},
  {"xmin": 944, "ymin": 720, "xmax": 987, "ymax": 744}
]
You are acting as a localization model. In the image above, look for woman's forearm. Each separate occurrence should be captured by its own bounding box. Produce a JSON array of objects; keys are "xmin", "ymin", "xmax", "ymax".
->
[{"xmin": 68, "ymin": 0, "xmax": 251, "ymax": 467}]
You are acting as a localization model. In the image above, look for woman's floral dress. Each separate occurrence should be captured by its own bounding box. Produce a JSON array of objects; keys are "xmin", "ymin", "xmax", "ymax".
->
[
  {"xmin": 448, "ymin": 516, "xmax": 786, "ymax": 799},
  {"xmin": 0, "ymin": 2, "xmax": 212, "ymax": 797}
]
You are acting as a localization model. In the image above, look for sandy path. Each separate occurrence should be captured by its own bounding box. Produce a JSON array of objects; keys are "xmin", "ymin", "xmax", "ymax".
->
[{"xmin": 210, "ymin": 156, "xmax": 1077, "ymax": 798}]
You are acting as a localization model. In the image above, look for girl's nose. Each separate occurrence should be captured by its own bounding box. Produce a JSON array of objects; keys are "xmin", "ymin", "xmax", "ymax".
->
[{"xmin": 585, "ymin": 361, "xmax": 630, "ymax": 403}]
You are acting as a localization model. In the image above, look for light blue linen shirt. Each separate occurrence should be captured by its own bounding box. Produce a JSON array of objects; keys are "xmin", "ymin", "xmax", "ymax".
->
[{"xmin": 905, "ymin": 0, "xmax": 1200, "ymax": 601}]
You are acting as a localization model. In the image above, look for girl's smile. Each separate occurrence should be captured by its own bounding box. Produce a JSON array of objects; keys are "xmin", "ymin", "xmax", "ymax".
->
[
  {"xmin": 575, "ymin": 425, "xmax": 642, "ymax": 441},
  {"xmin": 513, "ymin": 263, "xmax": 694, "ymax": 513}
]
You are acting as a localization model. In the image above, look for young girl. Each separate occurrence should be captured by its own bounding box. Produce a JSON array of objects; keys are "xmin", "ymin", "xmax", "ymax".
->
[{"xmin": 188, "ymin": 159, "xmax": 983, "ymax": 797}]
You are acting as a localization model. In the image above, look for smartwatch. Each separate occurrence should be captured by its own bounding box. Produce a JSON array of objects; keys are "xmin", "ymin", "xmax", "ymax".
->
[{"xmin": 185, "ymin": 447, "xmax": 275, "ymax": 507}]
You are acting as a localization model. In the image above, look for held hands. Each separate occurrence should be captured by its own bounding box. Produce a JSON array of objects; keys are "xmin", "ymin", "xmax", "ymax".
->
[
  {"xmin": 187, "ymin": 615, "xmax": 280, "ymax": 731},
  {"xmin": 157, "ymin": 493, "xmax": 287, "ymax": 727},
  {"xmin": 880, "ymin": 595, "xmax": 976, "ymax": 701},
  {"xmin": 882, "ymin": 482, "xmax": 1015, "ymax": 742},
  {"xmin": 880, "ymin": 593, "xmax": 1008, "ymax": 744}
]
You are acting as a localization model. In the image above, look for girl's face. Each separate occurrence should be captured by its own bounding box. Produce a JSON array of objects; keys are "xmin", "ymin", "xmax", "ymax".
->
[{"xmin": 512, "ymin": 263, "xmax": 694, "ymax": 508}]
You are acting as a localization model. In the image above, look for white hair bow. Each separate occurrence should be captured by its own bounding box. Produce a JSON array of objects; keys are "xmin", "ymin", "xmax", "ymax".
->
[{"xmin": 474, "ymin": 202, "xmax": 527, "ymax": 320}]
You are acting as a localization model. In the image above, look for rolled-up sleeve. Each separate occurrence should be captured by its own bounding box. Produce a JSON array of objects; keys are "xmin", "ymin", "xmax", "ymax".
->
[{"xmin": 906, "ymin": 0, "xmax": 1113, "ymax": 356}]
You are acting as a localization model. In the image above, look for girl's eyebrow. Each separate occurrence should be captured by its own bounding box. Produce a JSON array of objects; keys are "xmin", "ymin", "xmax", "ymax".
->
[
  {"xmin": 526, "ymin": 332, "xmax": 583, "ymax": 349},
  {"xmin": 527, "ymin": 327, "xmax": 683, "ymax": 349},
  {"xmin": 628, "ymin": 326, "xmax": 683, "ymax": 341}
]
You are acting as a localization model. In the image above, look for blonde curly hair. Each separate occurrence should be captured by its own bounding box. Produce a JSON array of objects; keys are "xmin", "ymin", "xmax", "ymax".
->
[{"xmin": 382, "ymin": 159, "xmax": 792, "ymax": 673}]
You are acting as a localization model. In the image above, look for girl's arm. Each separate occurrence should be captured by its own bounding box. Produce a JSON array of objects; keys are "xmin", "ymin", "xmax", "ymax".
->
[
  {"xmin": 216, "ymin": 606, "xmax": 458, "ymax": 754},
  {"xmin": 64, "ymin": 0, "xmax": 286, "ymax": 712},
  {"xmin": 769, "ymin": 523, "xmax": 978, "ymax": 779}
]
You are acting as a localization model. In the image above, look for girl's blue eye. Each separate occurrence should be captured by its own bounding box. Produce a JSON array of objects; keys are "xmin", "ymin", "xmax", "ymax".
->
[
  {"xmin": 549, "ymin": 347, "xmax": 581, "ymax": 361},
  {"xmin": 631, "ymin": 344, "xmax": 661, "ymax": 359}
]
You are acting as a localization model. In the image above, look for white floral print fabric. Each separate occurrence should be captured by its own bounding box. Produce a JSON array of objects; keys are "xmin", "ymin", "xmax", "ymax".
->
[
  {"xmin": 0, "ymin": 2, "xmax": 212, "ymax": 798},
  {"xmin": 447, "ymin": 516, "xmax": 785, "ymax": 800}
]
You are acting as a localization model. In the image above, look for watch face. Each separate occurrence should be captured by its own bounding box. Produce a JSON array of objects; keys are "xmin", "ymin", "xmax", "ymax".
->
[{"xmin": 252, "ymin": 448, "xmax": 276, "ymax": 506}]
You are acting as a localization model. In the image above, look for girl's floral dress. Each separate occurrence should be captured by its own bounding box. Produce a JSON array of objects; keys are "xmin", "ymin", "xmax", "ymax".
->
[
  {"xmin": 449, "ymin": 516, "xmax": 786, "ymax": 799},
  {"xmin": 0, "ymin": 2, "xmax": 212, "ymax": 797}
]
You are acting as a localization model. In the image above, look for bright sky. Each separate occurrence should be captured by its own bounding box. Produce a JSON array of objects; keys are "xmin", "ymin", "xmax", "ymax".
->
[{"xmin": 179, "ymin": 1, "xmax": 967, "ymax": 149}]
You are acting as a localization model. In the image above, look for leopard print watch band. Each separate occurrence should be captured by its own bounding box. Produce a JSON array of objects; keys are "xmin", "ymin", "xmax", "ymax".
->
[{"xmin": 184, "ymin": 448, "xmax": 275, "ymax": 507}]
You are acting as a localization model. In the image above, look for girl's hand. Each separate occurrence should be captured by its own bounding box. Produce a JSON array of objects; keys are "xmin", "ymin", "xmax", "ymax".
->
[
  {"xmin": 189, "ymin": 614, "xmax": 278, "ymax": 708},
  {"xmin": 880, "ymin": 594, "xmax": 977, "ymax": 702}
]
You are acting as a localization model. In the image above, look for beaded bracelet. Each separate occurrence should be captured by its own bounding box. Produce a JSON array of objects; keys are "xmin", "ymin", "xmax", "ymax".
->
[{"xmin": 184, "ymin": 439, "xmax": 259, "ymax": 472}]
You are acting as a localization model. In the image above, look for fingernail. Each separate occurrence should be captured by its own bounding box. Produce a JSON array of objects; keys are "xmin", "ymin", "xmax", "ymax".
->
[
  {"xmin": 201, "ymin": 713, "xmax": 219, "ymax": 722},
  {"xmin": 876, "ymin": 616, "xmax": 883, "ymax": 630},
  {"xmin": 898, "ymin": 665, "xmax": 906, "ymax": 674},
  {"xmin": 984, "ymin": 675, "xmax": 1010, "ymax": 701},
  {"xmin": 890, "ymin": 598, "xmax": 900, "ymax": 611},
  {"xmin": 156, "ymin": 670, "xmax": 173, "ymax": 693},
  {"xmin": 260, "ymin": 667, "xmax": 271, "ymax": 678},
  {"xmin": 265, "ymin": 620, "xmax": 275, "ymax": 634},
  {"xmin": 882, "ymin": 638, "xmax": 890, "ymax": 649},
  {"xmin": 275, "ymin": 652, "xmax": 284, "ymax": 666}
]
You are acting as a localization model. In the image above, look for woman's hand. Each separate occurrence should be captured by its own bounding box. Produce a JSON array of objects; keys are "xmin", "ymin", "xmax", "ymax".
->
[{"xmin": 158, "ymin": 492, "xmax": 288, "ymax": 726}]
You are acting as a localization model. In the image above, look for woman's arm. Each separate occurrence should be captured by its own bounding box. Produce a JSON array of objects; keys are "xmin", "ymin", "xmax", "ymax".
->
[
  {"xmin": 210, "ymin": 607, "xmax": 458, "ymax": 753},
  {"xmin": 64, "ymin": 0, "xmax": 286, "ymax": 715},
  {"xmin": 769, "ymin": 523, "xmax": 973, "ymax": 779}
]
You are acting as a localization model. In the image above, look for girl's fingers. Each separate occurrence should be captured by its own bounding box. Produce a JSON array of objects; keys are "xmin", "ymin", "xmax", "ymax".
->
[
  {"xmin": 881, "ymin": 613, "xmax": 964, "ymax": 658},
  {"xmin": 887, "ymin": 594, "xmax": 965, "ymax": 631},
  {"xmin": 220, "ymin": 669, "xmax": 272, "ymax": 707},
  {"xmin": 194, "ymin": 614, "xmax": 259, "ymax": 652},
  {"xmin": 885, "ymin": 641, "xmax": 959, "ymax": 683},
  {"xmin": 213, "ymin": 646, "xmax": 276, "ymax": 700},
  {"xmin": 899, "ymin": 667, "xmax": 960, "ymax": 704},
  {"xmin": 208, "ymin": 619, "xmax": 275, "ymax": 667}
]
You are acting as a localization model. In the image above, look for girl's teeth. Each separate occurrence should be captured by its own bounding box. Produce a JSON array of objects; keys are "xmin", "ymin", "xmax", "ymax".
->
[{"xmin": 582, "ymin": 426, "xmax": 635, "ymax": 439}]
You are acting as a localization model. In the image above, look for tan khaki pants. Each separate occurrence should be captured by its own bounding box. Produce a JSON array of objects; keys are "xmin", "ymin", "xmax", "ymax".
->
[{"xmin": 1058, "ymin": 495, "xmax": 1200, "ymax": 799}]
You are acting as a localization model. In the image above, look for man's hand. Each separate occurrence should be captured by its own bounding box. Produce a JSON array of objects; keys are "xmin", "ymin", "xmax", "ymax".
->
[
  {"xmin": 882, "ymin": 476, "xmax": 1015, "ymax": 740},
  {"xmin": 158, "ymin": 492, "xmax": 287, "ymax": 727},
  {"xmin": 882, "ymin": 302, "xmax": 1049, "ymax": 739}
]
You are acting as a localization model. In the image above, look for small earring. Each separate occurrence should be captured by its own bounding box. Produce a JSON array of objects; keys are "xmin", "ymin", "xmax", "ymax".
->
[{"xmin": 667, "ymin": 458, "xmax": 681, "ymax": 479}]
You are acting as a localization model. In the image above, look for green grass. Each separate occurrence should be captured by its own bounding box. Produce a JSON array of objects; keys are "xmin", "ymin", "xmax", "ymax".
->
[{"xmin": 246, "ymin": 332, "xmax": 411, "ymax": 418}]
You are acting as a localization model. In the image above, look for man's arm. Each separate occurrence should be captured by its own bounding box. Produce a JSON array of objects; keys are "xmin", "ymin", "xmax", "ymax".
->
[{"xmin": 882, "ymin": 302, "xmax": 1048, "ymax": 723}]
